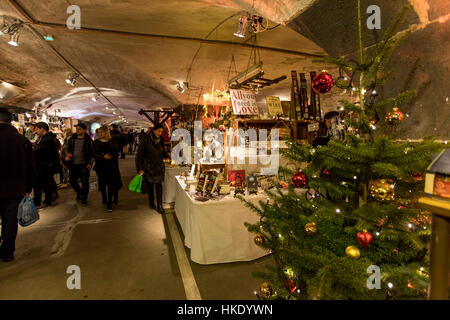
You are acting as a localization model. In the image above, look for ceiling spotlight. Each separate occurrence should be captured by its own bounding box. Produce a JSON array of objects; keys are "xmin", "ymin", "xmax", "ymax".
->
[
  {"xmin": 0, "ymin": 24, "xmax": 9, "ymax": 35},
  {"xmin": 8, "ymin": 31, "xmax": 19, "ymax": 46},
  {"xmin": 92, "ymin": 93, "xmax": 100, "ymax": 102},
  {"xmin": 250, "ymin": 15, "xmax": 263, "ymax": 33},
  {"xmin": 65, "ymin": 73, "xmax": 79, "ymax": 86},
  {"xmin": 3, "ymin": 21, "xmax": 23, "ymax": 47},
  {"xmin": 234, "ymin": 12, "xmax": 249, "ymax": 38},
  {"xmin": 176, "ymin": 82, "xmax": 185, "ymax": 93}
]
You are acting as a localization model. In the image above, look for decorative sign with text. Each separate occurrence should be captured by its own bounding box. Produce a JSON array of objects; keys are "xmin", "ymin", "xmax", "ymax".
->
[
  {"xmin": 230, "ymin": 89, "xmax": 259, "ymax": 115},
  {"xmin": 265, "ymin": 96, "xmax": 283, "ymax": 116},
  {"xmin": 18, "ymin": 114, "xmax": 25, "ymax": 126},
  {"xmin": 307, "ymin": 122, "xmax": 319, "ymax": 132}
]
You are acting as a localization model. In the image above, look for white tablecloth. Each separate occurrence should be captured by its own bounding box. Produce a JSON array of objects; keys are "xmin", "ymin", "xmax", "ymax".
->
[
  {"xmin": 163, "ymin": 167, "xmax": 187, "ymax": 203},
  {"xmin": 174, "ymin": 176, "xmax": 270, "ymax": 265}
]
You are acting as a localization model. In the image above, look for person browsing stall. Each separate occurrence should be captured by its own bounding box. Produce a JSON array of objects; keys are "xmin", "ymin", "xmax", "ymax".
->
[{"xmin": 136, "ymin": 124, "xmax": 170, "ymax": 214}]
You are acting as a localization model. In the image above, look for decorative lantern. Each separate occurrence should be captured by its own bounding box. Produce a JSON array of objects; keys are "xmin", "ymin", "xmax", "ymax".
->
[{"xmin": 424, "ymin": 149, "xmax": 450, "ymax": 200}]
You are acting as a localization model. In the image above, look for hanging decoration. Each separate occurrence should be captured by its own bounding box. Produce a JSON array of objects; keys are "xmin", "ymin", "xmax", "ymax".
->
[
  {"xmin": 385, "ymin": 107, "xmax": 404, "ymax": 124},
  {"xmin": 203, "ymin": 88, "xmax": 231, "ymax": 104},
  {"xmin": 357, "ymin": 230, "xmax": 374, "ymax": 248},
  {"xmin": 345, "ymin": 246, "xmax": 361, "ymax": 259},
  {"xmin": 258, "ymin": 282, "xmax": 273, "ymax": 299},
  {"xmin": 369, "ymin": 179, "xmax": 395, "ymax": 201},
  {"xmin": 254, "ymin": 233, "xmax": 265, "ymax": 246},
  {"xmin": 312, "ymin": 70, "xmax": 334, "ymax": 94},
  {"xmin": 292, "ymin": 171, "xmax": 309, "ymax": 188},
  {"xmin": 284, "ymin": 279, "xmax": 298, "ymax": 294},
  {"xmin": 305, "ymin": 222, "xmax": 317, "ymax": 236}
]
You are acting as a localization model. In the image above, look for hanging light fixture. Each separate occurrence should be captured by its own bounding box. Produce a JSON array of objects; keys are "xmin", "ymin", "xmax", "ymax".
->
[
  {"xmin": 0, "ymin": 23, "xmax": 9, "ymax": 35},
  {"xmin": 3, "ymin": 21, "xmax": 23, "ymax": 47},
  {"xmin": 8, "ymin": 29, "xmax": 20, "ymax": 46},
  {"xmin": 65, "ymin": 73, "xmax": 79, "ymax": 86},
  {"xmin": 91, "ymin": 93, "xmax": 100, "ymax": 102},
  {"xmin": 176, "ymin": 82, "xmax": 185, "ymax": 93},
  {"xmin": 233, "ymin": 12, "xmax": 249, "ymax": 38}
]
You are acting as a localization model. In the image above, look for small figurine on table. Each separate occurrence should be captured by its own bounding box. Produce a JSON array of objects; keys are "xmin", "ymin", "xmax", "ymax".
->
[{"xmin": 234, "ymin": 171, "xmax": 245, "ymax": 197}]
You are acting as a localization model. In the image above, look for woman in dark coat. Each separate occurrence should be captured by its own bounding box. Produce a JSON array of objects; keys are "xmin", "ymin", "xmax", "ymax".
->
[
  {"xmin": 136, "ymin": 124, "xmax": 169, "ymax": 214},
  {"xmin": 93, "ymin": 126, "xmax": 123, "ymax": 212}
]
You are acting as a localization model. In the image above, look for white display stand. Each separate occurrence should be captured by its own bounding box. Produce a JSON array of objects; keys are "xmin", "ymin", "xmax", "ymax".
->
[{"xmin": 173, "ymin": 176, "xmax": 270, "ymax": 265}]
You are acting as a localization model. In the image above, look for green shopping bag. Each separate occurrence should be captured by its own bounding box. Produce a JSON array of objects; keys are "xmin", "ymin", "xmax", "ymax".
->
[{"xmin": 128, "ymin": 174, "xmax": 143, "ymax": 193}]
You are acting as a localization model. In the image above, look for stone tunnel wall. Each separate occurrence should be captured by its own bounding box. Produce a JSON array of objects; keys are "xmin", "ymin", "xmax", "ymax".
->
[{"xmin": 289, "ymin": 0, "xmax": 449, "ymax": 139}]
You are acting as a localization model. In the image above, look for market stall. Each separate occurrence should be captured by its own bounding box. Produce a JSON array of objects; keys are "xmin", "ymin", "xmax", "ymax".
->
[
  {"xmin": 174, "ymin": 176, "xmax": 269, "ymax": 265},
  {"xmin": 163, "ymin": 165, "xmax": 187, "ymax": 204}
]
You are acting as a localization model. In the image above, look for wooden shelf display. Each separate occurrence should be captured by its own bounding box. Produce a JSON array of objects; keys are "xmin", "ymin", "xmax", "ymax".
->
[{"xmin": 235, "ymin": 119, "xmax": 327, "ymax": 144}]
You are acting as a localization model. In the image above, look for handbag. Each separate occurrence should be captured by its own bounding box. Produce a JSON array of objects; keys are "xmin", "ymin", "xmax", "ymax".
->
[
  {"xmin": 17, "ymin": 196, "xmax": 40, "ymax": 227},
  {"xmin": 128, "ymin": 174, "xmax": 143, "ymax": 193}
]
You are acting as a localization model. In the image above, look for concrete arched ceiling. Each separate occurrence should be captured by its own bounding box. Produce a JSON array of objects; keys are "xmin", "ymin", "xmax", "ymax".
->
[{"xmin": 0, "ymin": 0, "xmax": 335, "ymax": 123}]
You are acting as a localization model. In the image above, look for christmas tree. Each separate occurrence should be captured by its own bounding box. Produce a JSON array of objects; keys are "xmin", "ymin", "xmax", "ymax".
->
[{"xmin": 241, "ymin": 3, "xmax": 446, "ymax": 300}]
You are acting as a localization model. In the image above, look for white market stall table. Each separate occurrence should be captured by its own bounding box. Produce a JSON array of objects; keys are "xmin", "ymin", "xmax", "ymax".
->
[
  {"xmin": 174, "ymin": 176, "xmax": 270, "ymax": 265},
  {"xmin": 163, "ymin": 166, "xmax": 187, "ymax": 204}
]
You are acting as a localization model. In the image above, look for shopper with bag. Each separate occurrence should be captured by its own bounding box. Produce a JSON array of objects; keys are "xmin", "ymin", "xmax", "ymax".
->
[
  {"xmin": 0, "ymin": 108, "xmax": 36, "ymax": 262},
  {"xmin": 93, "ymin": 126, "xmax": 123, "ymax": 212},
  {"xmin": 136, "ymin": 124, "xmax": 170, "ymax": 214}
]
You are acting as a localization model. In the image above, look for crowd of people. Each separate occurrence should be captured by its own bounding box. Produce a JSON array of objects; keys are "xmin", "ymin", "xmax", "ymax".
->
[{"xmin": 1, "ymin": 108, "xmax": 170, "ymax": 262}]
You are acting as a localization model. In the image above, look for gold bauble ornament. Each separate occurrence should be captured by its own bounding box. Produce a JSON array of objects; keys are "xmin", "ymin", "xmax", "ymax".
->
[
  {"xmin": 385, "ymin": 107, "xmax": 405, "ymax": 125},
  {"xmin": 369, "ymin": 179, "xmax": 395, "ymax": 201},
  {"xmin": 259, "ymin": 282, "xmax": 273, "ymax": 299},
  {"xmin": 254, "ymin": 233, "xmax": 265, "ymax": 246},
  {"xmin": 305, "ymin": 222, "xmax": 317, "ymax": 236},
  {"xmin": 345, "ymin": 246, "xmax": 361, "ymax": 259}
]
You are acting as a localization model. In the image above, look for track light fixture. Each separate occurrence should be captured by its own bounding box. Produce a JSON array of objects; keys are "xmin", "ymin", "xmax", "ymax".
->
[
  {"xmin": 65, "ymin": 73, "xmax": 79, "ymax": 86},
  {"xmin": 0, "ymin": 24, "xmax": 9, "ymax": 35},
  {"xmin": 0, "ymin": 19, "xmax": 23, "ymax": 46},
  {"xmin": 92, "ymin": 93, "xmax": 100, "ymax": 102},
  {"xmin": 233, "ymin": 12, "xmax": 270, "ymax": 38},
  {"xmin": 8, "ymin": 31, "xmax": 20, "ymax": 46},
  {"xmin": 234, "ymin": 12, "xmax": 249, "ymax": 38},
  {"xmin": 176, "ymin": 82, "xmax": 185, "ymax": 93}
]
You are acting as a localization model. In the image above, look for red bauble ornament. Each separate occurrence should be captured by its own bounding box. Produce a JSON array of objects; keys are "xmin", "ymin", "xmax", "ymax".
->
[
  {"xmin": 284, "ymin": 279, "xmax": 298, "ymax": 293},
  {"xmin": 292, "ymin": 171, "xmax": 309, "ymax": 188},
  {"xmin": 357, "ymin": 230, "xmax": 374, "ymax": 248},
  {"xmin": 312, "ymin": 71, "xmax": 334, "ymax": 94},
  {"xmin": 412, "ymin": 172, "xmax": 423, "ymax": 182},
  {"xmin": 322, "ymin": 168, "xmax": 332, "ymax": 176}
]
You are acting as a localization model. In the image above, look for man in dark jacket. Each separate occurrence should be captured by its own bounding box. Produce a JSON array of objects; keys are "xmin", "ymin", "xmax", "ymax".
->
[
  {"xmin": 65, "ymin": 122, "xmax": 94, "ymax": 205},
  {"xmin": 33, "ymin": 122, "xmax": 60, "ymax": 209},
  {"xmin": 109, "ymin": 124, "xmax": 127, "ymax": 159},
  {"xmin": 0, "ymin": 108, "xmax": 36, "ymax": 262}
]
